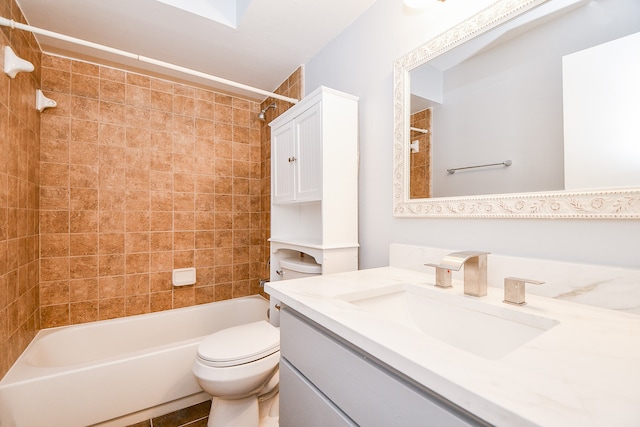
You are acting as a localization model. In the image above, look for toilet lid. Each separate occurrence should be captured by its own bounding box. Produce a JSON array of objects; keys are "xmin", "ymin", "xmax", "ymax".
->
[{"xmin": 197, "ymin": 321, "xmax": 280, "ymax": 367}]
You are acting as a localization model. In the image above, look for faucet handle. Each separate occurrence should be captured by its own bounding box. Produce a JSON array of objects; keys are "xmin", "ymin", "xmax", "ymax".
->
[
  {"xmin": 425, "ymin": 263, "xmax": 453, "ymax": 289},
  {"xmin": 503, "ymin": 277, "xmax": 545, "ymax": 306}
]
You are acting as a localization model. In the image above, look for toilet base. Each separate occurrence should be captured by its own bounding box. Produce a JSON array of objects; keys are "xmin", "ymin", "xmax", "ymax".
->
[
  {"xmin": 208, "ymin": 395, "xmax": 258, "ymax": 427},
  {"xmin": 259, "ymin": 392, "xmax": 279, "ymax": 427},
  {"xmin": 207, "ymin": 390, "xmax": 279, "ymax": 427}
]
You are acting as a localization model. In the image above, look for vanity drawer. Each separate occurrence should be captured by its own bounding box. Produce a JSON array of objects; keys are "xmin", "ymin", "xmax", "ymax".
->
[
  {"xmin": 280, "ymin": 358, "xmax": 357, "ymax": 427},
  {"xmin": 280, "ymin": 307, "xmax": 487, "ymax": 427}
]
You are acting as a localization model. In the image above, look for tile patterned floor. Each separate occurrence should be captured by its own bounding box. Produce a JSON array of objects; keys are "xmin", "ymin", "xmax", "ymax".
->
[{"xmin": 126, "ymin": 400, "xmax": 211, "ymax": 427}]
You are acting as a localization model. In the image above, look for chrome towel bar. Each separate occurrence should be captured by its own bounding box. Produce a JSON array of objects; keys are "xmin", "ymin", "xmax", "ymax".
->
[{"xmin": 447, "ymin": 160, "xmax": 512, "ymax": 174}]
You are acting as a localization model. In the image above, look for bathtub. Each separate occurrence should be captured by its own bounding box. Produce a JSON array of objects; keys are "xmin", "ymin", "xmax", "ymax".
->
[{"xmin": 0, "ymin": 296, "xmax": 270, "ymax": 427}]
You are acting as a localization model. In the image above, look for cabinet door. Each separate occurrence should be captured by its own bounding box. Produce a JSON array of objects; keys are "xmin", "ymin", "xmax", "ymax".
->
[
  {"xmin": 272, "ymin": 120, "xmax": 296, "ymax": 203},
  {"xmin": 294, "ymin": 102, "xmax": 323, "ymax": 202}
]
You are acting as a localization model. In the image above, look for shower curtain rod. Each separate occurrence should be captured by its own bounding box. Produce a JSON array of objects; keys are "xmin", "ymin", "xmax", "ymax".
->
[{"xmin": 0, "ymin": 17, "xmax": 299, "ymax": 105}]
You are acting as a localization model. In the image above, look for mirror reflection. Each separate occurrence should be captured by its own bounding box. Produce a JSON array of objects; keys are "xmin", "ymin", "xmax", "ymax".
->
[{"xmin": 408, "ymin": 0, "xmax": 640, "ymax": 199}]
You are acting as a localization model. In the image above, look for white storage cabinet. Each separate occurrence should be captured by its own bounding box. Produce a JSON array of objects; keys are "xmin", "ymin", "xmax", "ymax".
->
[{"xmin": 269, "ymin": 87, "xmax": 359, "ymax": 284}]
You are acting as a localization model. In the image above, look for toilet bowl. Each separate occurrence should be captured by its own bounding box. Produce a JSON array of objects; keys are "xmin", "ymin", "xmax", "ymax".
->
[{"xmin": 192, "ymin": 320, "xmax": 280, "ymax": 427}]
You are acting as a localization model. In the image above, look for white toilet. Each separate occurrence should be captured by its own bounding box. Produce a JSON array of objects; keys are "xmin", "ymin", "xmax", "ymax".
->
[{"xmin": 192, "ymin": 320, "xmax": 280, "ymax": 427}]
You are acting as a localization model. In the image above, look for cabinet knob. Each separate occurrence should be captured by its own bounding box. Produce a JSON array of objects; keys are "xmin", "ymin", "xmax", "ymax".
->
[{"xmin": 288, "ymin": 156, "xmax": 296, "ymax": 163}]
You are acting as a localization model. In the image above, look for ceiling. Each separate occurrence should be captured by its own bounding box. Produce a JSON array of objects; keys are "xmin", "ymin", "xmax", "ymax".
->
[{"xmin": 14, "ymin": 0, "xmax": 377, "ymax": 102}]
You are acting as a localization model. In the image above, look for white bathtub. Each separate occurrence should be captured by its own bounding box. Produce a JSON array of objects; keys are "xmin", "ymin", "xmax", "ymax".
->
[{"xmin": 0, "ymin": 296, "xmax": 270, "ymax": 427}]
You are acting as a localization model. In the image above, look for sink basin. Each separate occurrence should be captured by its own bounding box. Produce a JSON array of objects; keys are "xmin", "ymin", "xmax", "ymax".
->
[{"xmin": 340, "ymin": 284, "xmax": 558, "ymax": 359}]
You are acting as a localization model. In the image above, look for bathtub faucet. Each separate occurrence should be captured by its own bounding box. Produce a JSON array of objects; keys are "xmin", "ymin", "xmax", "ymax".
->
[{"xmin": 425, "ymin": 251, "xmax": 490, "ymax": 297}]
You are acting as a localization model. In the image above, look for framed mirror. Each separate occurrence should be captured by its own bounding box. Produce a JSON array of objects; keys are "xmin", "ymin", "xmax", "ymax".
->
[{"xmin": 393, "ymin": 0, "xmax": 640, "ymax": 218}]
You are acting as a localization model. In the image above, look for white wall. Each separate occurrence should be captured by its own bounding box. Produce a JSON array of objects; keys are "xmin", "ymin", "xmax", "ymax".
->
[
  {"xmin": 303, "ymin": 0, "xmax": 640, "ymax": 270},
  {"xmin": 427, "ymin": 0, "xmax": 639, "ymax": 198},
  {"xmin": 432, "ymin": 16, "xmax": 568, "ymax": 197},
  {"xmin": 563, "ymin": 31, "xmax": 640, "ymax": 191}
]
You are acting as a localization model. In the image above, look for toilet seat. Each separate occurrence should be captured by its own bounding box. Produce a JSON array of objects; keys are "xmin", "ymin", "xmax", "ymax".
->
[{"xmin": 197, "ymin": 321, "xmax": 280, "ymax": 367}]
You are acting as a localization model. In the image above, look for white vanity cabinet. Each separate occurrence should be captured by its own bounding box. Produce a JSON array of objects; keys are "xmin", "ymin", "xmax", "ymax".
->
[
  {"xmin": 269, "ymin": 87, "xmax": 359, "ymax": 283},
  {"xmin": 279, "ymin": 308, "xmax": 487, "ymax": 427}
]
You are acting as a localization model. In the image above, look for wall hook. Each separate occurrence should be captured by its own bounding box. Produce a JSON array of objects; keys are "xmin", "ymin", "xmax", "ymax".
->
[
  {"xmin": 410, "ymin": 140, "xmax": 420, "ymax": 153},
  {"xmin": 3, "ymin": 46, "xmax": 34, "ymax": 78},
  {"xmin": 36, "ymin": 90, "xmax": 57, "ymax": 112}
]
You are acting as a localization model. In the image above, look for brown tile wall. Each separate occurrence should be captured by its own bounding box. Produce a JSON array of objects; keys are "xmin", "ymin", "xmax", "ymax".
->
[
  {"xmin": 0, "ymin": 0, "xmax": 303, "ymax": 379},
  {"xmin": 409, "ymin": 108, "xmax": 432, "ymax": 199},
  {"xmin": 0, "ymin": 0, "xmax": 42, "ymax": 377},
  {"xmin": 38, "ymin": 55, "xmax": 274, "ymax": 328}
]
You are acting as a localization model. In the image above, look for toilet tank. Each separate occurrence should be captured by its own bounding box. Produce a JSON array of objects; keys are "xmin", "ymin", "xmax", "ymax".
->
[
  {"xmin": 269, "ymin": 253, "xmax": 322, "ymax": 327},
  {"xmin": 279, "ymin": 254, "xmax": 322, "ymax": 279}
]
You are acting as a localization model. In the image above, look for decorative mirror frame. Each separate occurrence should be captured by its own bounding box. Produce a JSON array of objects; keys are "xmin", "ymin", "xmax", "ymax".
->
[{"xmin": 392, "ymin": 0, "xmax": 640, "ymax": 219}]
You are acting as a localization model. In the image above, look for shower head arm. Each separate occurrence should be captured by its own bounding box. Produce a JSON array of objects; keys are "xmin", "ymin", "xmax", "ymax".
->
[{"xmin": 258, "ymin": 103, "xmax": 277, "ymax": 120}]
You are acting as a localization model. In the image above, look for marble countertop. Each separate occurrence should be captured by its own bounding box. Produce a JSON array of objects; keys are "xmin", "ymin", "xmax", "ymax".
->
[{"xmin": 266, "ymin": 267, "xmax": 640, "ymax": 427}]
